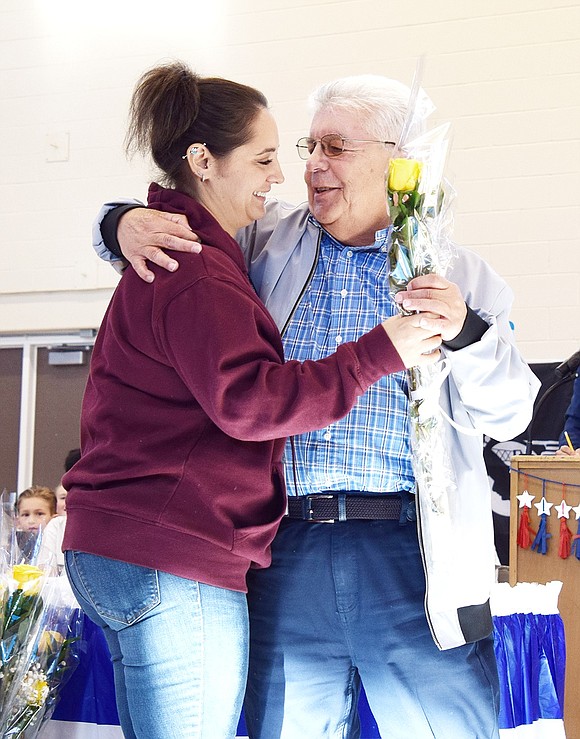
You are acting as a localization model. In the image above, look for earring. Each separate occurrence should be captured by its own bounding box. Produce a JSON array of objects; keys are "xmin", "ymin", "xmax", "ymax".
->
[
  {"xmin": 197, "ymin": 171, "xmax": 206, "ymax": 183},
  {"xmin": 181, "ymin": 147, "xmax": 198, "ymax": 160}
]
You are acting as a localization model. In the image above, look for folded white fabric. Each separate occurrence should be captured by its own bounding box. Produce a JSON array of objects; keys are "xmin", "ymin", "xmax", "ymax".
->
[{"xmin": 490, "ymin": 580, "xmax": 562, "ymax": 617}]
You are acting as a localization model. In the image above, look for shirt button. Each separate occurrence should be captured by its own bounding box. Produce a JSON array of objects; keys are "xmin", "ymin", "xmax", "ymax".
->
[
  {"xmin": 340, "ymin": 289, "xmax": 348, "ymax": 298},
  {"xmin": 335, "ymin": 335, "xmax": 342, "ymax": 344},
  {"xmin": 381, "ymin": 245, "xmax": 388, "ymax": 252},
  {"xmin": 323, "ymin": 432, "xmax": 332, "ymax": 441},
  {"xmin": 346, "ymin": 250, "xmax": 353, "ymax": 258}
]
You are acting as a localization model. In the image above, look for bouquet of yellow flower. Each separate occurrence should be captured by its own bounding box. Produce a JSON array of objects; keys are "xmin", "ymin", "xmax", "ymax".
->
[
  {"xmin": 0, "ymin": 498, "xmax": 82, "ymax": 738},
  {"xmin": 0, "ymin": 566, "xmax": 45, "ymax": 694},
  {"xmin": 387, "ymin": 75, "xmax": 457, "ymax": 518},
  {"xmin": 0, "ymin": 576, "xmax": 83, "ymax": 739}
]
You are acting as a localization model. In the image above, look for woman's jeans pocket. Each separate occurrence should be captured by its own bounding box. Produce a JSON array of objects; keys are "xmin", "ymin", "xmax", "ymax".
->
[{"xmin": 65, "ymin": 551, "xmax": 160, "ymax": 629}]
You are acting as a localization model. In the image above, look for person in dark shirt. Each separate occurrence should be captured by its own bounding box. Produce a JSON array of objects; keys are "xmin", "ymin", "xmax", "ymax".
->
[{"xmin": 557, "ymin": 373, "xmax": 580, "ymax": 455}]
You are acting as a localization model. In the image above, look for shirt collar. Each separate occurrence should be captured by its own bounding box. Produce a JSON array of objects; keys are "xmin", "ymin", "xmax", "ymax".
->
[{"xmin": 308, "ymin": 214, "xmax": 392, "ymax": 252}]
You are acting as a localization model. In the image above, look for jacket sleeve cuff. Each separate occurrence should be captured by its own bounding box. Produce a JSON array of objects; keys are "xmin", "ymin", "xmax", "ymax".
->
[
  {"xmin": 101, "ymin": 204, "xmax": 145, "ymax": 259},
  {"xmin": 443, "ymin": 305, "xmax": 489, "ymax": 351}
]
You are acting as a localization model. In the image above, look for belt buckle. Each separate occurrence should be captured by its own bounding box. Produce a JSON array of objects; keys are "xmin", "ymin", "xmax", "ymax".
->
[{"xmin": 303, "ymin": 494, "xmax": 336, "ymax": 523}]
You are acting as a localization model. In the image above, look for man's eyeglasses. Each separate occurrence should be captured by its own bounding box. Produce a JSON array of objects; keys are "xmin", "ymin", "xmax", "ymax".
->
[{"xmin": 295, "ymin": 134, "xmax": 396, "ymax": 160}]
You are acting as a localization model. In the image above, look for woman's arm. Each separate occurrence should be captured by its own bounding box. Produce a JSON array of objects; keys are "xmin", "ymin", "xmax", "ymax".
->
[{"xmin": 157, "ymin": 277, "xmax": 441, "ymax": 441}]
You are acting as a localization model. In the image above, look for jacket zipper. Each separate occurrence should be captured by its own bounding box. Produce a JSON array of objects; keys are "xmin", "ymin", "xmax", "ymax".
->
[
  {"xmin": 282, "ymin": 229, "xmax": 321, "ymax": 497},
  {"xmin": 280, "ymin": 230, "xmax": 322, "ymax": 337},
  {"xmin": 415, "ymin": 490, "xmax": 442, "ymax": 650}
]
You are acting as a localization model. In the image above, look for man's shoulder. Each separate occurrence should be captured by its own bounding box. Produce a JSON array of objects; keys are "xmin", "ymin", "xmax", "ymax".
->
[
  {"xmin": 238, "ymin": 199, "xmax": 315, "ymax": 260},
  {"xmin": 449, "ymin": 244, "xmax": 511, "ymax": 308},
  {"xmin": 262, "ymin": 198, "xmax": 311, "ymax": 230},
  {"xmin": 264, "ymin": 197, "xmax": 308, "ymax": 215},
  {"xmin": 450, "ymin": 245, "xmax": 504, "ymax": 284}
]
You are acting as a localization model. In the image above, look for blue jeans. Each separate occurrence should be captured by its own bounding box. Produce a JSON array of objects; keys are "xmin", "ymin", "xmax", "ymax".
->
[
  {"xmin": 244, "ymin": 516, "xmax": 500, "ymax": 739},
  {"xmin": 65, "ymin": 551, "xmax": 248, "ymax": 739}
]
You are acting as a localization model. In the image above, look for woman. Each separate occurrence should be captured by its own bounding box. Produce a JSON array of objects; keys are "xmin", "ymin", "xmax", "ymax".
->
[{"xmin": 63, "ymin": 62, "xmax": 441, "ymax": 739}]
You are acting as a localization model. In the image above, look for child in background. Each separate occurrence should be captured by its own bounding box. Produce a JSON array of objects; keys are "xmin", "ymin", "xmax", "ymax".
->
[
  {"xmin": 40, "ymin": 483, "xmax": 70, "ymax": 573},
  {"xmin": 53, "ymin": 448, "xmax": 80, "ymax": 517},
  {"xmin": 16, "ymin": 485, "xmax": 56, "ymax": 533},
  {"xmin": 16, "ymin": 485, "xmax": 56, "ymax": 564},
  {"xmin": 54, "ymin": 484, "xmax": 68, "ymax": 515},
  {"xmin": 38, "ymin": 448, "xmax": 80, "ymax": 573},
  {"xmin": 39, "ymin": 511, "xmax": 67, "ymax": 573}
]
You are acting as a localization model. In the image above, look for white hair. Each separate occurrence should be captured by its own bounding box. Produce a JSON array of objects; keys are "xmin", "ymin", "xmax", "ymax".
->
[{"xmin": 308, "ymin": 75, "xmax": 411, "ymax": 142}]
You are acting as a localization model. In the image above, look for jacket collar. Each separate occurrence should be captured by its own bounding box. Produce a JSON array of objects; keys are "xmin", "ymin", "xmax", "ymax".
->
[{"xmin": 147, "ymin": 183, "xmax": 248, "ymax": 275}]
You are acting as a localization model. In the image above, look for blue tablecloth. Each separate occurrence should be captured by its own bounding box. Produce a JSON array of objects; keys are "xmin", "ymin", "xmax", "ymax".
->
[{"xmin": 51, "ymin": 606, "xmax": 565, "ymax": 738}]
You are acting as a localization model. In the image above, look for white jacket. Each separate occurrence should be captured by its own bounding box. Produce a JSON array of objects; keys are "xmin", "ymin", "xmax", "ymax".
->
[{"xmin": 238, "ymin": 200, "xmax": 540, "ymax": 650}]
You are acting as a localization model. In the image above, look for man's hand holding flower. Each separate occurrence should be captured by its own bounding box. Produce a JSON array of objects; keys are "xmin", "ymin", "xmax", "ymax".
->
[{"xmin": 394, "ymin": 274, "xmax": 467, "ymax": 343}]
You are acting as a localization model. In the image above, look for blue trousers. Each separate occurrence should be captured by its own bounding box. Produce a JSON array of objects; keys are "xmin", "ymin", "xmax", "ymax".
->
[
  {"xmin": 244, "ymin": 516, "xmax": 500, "ymax": 738},
  {"xmin": 65, "ymin": 551, "xmax": 248, "ymax": 739}
]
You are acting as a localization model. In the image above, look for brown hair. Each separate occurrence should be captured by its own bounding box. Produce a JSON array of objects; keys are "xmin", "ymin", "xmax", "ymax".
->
[
  {"xmin": 17, "ymin": 485, "xmax": 57, "ymax": 517},
  {"xmin": 125, "ymin": 61, "xmax": 268, "ymax": 192}
]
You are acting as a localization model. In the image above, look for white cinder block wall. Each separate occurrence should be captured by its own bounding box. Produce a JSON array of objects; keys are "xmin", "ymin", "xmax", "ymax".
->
[{"xmin": 1, "ymin": 0, "xmax": 578, "ymax": 362}]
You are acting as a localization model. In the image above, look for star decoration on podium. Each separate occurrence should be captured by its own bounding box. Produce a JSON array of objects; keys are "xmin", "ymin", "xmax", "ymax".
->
[
  {"xmin": 572, "ymin": 503, "xmax": 580, "ymax": 520},
  {"xmin": 534, "ymin": 497, "xmax": 553, "ymax": 516},
  {"xmin": 556, "ymin": 500, "xmax": 572, "ymax": 519},
  {"xmin": 517, "ymin": 490, "xmax": 535, "ymax": 508}
]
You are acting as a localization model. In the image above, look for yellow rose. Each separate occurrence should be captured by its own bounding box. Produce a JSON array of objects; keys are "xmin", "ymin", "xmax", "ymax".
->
[
  {"xmin": 38, "ymin": 629, "xmax": 65, "ymax": 653},
  {"xmin": 388, "ymin": 158, "xmax": 422, "ymax": 192},
  {"xmin": 12, "ymin": 564, "xmax": 44, "ymax": 592},
  {"xmin": 28, "ymin": 677, "xmax": 49, "ymax": 706}
]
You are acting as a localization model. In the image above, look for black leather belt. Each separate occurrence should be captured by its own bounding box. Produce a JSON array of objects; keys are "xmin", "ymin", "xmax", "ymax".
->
[{"xmin": 286, "ymin": 494, "xmax": 402, "ymax": 523}]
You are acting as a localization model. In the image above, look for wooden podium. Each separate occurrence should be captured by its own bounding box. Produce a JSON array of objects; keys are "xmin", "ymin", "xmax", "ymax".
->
[{"xmin": 510, "ymin": 456, "xmax": 580, "ymax": 738}]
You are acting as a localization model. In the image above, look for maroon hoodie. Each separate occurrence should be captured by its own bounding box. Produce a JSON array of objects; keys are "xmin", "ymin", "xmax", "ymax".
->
[{"xmin": 63, "ymin": 184, "xmax": 404, "ymax": 591}]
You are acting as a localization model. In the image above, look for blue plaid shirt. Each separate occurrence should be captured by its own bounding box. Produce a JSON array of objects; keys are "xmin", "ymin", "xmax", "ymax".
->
[{"xmin": 282, "ymin": 219, "xmax": 415, "ymax": 496}]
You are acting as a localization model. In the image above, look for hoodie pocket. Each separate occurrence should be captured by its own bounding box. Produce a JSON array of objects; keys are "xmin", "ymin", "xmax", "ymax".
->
[{"xmin": 232, "ymin": 464, "xmax": 287, "ymax": 566}]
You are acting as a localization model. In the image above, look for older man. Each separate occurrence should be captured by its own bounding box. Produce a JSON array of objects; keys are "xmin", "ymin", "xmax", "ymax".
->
[{"xmin": 95, "ymin": 75, "xmax": 538, "ymax": 738}]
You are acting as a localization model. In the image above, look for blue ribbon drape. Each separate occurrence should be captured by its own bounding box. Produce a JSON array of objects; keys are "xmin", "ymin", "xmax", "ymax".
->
[
  {"xmin": 493, "ymin": 612, "xmax": 566, "ymax": 729},
  {"xmin": 53, "ymin": 611, "xmax": 565, "ymax": 736}
]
